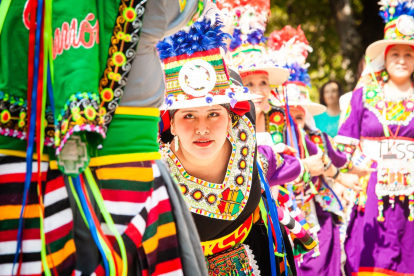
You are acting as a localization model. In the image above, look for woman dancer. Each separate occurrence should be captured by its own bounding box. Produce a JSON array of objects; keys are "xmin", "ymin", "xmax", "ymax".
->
[
  {"xmin": 265, "ymin": 26, "xmax": 361, "ymax": 275},
  {"xmin": 157, "ymin": 13, "xmax": 316, "ymax": 276},
  {"xmin": 337, "ymin": 1, "xmax": 414, "ymax": 275}
]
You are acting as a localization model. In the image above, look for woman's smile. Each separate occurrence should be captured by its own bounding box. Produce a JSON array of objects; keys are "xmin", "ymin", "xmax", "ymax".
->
[{"xmin": 193, "ymin": 139, "xmax": 214, "ymax": 147}]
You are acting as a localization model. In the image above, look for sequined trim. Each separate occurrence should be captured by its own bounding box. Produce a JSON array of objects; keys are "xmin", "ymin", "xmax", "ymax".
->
[
  {"xmin": 335, "ymin": 135, "xmax": 358, "ymax": 173},
  {"xmin": 55, "ymin": 92, "xmax": 104, "ymax": 155},
  {"xmin": 0, "ymin": 92, "xmax": 54, "ymax": 146},
  {"xmin": 164, "ymin": 115, "xmax": 256, "ymax": 220},
  {"xmin": 98, "ymin": 0, "xmax": 148, "ymax": 133}
]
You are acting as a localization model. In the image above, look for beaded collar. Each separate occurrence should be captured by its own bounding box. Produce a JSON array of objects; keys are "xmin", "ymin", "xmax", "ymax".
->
[
  {"xmin": 363, "ymin": 85, "xmax": 414, "ymax": 126},
  {"xmin": 163, "ymin": 115, "xmax": 256, "ymax": 221}
]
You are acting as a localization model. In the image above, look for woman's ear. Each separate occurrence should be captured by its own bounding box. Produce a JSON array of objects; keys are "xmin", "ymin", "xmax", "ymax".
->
[
  {"xmin": 227, "ymin": 114, "xmax": 232, "ymax": 132},
  {"xmin": 170, "ymin": 120, "xmax": 175, "ymax": 136}
]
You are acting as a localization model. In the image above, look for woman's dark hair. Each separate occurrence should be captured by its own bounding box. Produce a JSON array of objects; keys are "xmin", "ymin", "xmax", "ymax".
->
[{"xmin": 319, "ymin": 80, "xmax": 344, "ymax": 106}]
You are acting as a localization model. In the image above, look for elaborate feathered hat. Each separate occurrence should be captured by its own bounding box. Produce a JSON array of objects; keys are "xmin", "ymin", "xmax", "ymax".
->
[
  {"xmin": 367, "ymin": 0, "xmax": 414, "ymax": 59},
  {"xmin": 267, "ymin": 25, "xmax": 326, "ymax": 115},
  {"xmin": 157, "ymin": 12, "xmax": 260, "ymax": 110},
  {"xmin": 216, "ymin": 0, "xmax": 289, "ymax": 86}
]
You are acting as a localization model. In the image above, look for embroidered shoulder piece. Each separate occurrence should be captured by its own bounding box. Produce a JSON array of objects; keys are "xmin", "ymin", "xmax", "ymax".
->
[
  {"xmin": 265, "ymin": 106, "xmax": 286, "ymax": 145},
  {"xmin": 164, "ymin": 115, "xmax": 256, "ymax": 220},
  {"xmin": 363, "ymin": 85, "xmax": 414, "ymax": 126},
  {"xmin": 258, "ymin": 150, "xmax": 284, "ymax": 178}
]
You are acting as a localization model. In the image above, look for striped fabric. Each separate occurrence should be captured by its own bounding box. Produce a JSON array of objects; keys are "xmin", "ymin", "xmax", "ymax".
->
[
  {"xmin": 93, "ymin": 161, "xmax": 183, "ymax": 276},
  {"xmin": 43, "ymin": 170, "xmax": 76, "ymax": 275},
  {"xmin": 0, "ymin": 156, "xmax": 75, "ymax": 276}
]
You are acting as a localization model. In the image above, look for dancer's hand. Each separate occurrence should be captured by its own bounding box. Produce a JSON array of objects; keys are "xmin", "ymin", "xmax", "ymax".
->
[
  {"xmin": 303, "ymin": 154, "xmax": 324, "ymax": 176},
  {"xmin": 332, "ymin": 182, "xmax": 350, "ymax": 206},
  {"xmin": 350, "ymin": 165, "xmax": 376, "ymax": 179},
  {"xmin": 336, "ymin": 173, "xmax": 362, "ymax": 192}
]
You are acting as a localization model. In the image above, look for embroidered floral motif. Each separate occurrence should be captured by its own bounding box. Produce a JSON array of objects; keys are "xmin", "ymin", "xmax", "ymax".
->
[
  {"xmin": 265, "ymin": 106, "xmax": 286, "ymax": 145},
  {"xmin": 364, "ymin": 85, "xmax": 414, "ymax": 126},
  {"xmin": 206, "ymin": 244, "xmax": 260, "ymax": 276},
  {"xmin": 0, "ymin": 91, "xmax": 54, "ymax": 146},
  {"xmin": 165, "ymin": 115, "xmax": 256, "ymax": 220},
  {"xmin": 55, "ymin": 92, "xmax": 104, "ymax": 155},
  {"xmin": 98, "ymin": 0, "xmax": 148, "ymax": 133}
]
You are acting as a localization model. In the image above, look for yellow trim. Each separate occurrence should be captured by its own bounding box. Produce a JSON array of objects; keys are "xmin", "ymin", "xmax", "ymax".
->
[
  {"xmin": 47, "ymin": 239, "xmax": 76, "ymax": 268},
  {"xmin": 0, "ymin": 205, "xmax": 40, "ymax": 220},
  {"xmin": 114, "ymin": 107, "xmax": 160, "ymax": 117},
  {"xmin": 49, "ymin": 152, "xmax": 161, "ymax": 170},
  {"xmin": 95, "ymin": 167, "xmax": 154, "ymax": 182},
  {"xmin": 142, "ymin": 222, "xmax": 177, "ymax": 254},
  {"xmin": 89, "ymin": 152, "xmax": 161, "ymax": 167},
  {"xmin": 0, "ymin": 149, "xmax": 50, "ymax": 161},
  {"xmin": 201, "ymin": 215, "xmax": 253, "ymax": 256}
]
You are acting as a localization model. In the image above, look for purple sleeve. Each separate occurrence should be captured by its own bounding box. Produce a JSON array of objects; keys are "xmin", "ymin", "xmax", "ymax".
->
[
  {"xmin": 258, "ymin": 145, "xmax": 303, "ymax": 187},
  {"xmin": 323, "ymin": 132, "xmax": 347, "ymax": 168},
  {"xmin": 305, "ymin": 135, "xmax": 319, "ymax": 156},
  {"xmin": 337, "ymin": 87, "xmax": 363, "ymax": 141}
]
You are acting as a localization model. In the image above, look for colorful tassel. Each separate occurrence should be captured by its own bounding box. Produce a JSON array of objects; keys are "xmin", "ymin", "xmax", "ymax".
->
[
  {"xmin": 390, "ymin": 195, "xmax": 395, "ymax": 209},
  {"xmin": 409, "ymin": 195, "xmax": 414, "ymax": 221},
  {"xmin": 377, "ymin": 196, "xmax": 385, "ymax": 222}
]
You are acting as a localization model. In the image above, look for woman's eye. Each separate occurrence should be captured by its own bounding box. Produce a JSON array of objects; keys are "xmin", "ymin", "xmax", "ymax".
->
[
  {"xmin": 245, "ymin": 82, "xmax": 252, "ymax": 87},
  {"xmin": 209, "ymin": 112, "xmax": 219, "ymax": 117},
  {"xmin": 261, "ymin": 80, "xmax": 267, "ymax": 85},
  {"xmin": 184, "ymin": 114, "xmax": 195, "ymax": 119}
]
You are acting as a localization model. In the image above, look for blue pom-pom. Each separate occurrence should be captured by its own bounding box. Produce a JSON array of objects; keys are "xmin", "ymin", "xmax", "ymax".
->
[
  {"xmin": 157, "ymin": 16, "xmax": 231, "ymax": 60},
  {"xmin": 205, "ymin": 95, "xmax": 214, "ymax": 104},
  {"xmin": 243, "ymin": 87, "xmax": 249, "ymax": 93},
  {"xmin": 227, "ymin": 91, "xmax": 235, "ymax": 98},
  {"xmin": 287, "ymin": 63, "xmax": 311, "ymax": 87},
  {"xmin": 230, "ymin": 29, "xmax": 266, "ymax": 51},
  {"xmin": 379, "ymin": 2, "xmax": 414, "ymax": 23}
]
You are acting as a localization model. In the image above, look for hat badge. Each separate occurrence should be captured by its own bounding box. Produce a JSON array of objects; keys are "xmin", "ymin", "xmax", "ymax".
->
[
  {"xmin": 178, "ymin": 59, "xmax": 217, "ymax": 97},
  {"xmin": 396, "ymin": 14, "xmax": 414, "ymax": 36}
]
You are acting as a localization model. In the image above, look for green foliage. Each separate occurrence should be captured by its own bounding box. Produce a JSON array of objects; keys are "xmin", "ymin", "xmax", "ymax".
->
[{"xmin": 267, "ymin": 0, "xmax": 363, "ymax": 101}]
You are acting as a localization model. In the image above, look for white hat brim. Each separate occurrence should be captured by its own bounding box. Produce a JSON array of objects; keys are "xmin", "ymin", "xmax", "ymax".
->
[
  {"xmin": 366, "ymin": 39, "xmax": 414, "ymax": 60},
  {"xmin": 239, "ymin": 67, "xmax": 289, "ymax": 86},
  {"xmin": 160, "ymin": 93, "xmax": 263, "ymax": 110},
  {"xmin": 273, "ymin": 101, "xmax": 326, "ymax": 116}
]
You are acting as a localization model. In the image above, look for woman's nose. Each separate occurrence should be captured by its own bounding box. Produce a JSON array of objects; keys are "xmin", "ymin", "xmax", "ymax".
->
[{"xmin": 195, "ymin": 119, "xmax": 209, "ymax": 134}]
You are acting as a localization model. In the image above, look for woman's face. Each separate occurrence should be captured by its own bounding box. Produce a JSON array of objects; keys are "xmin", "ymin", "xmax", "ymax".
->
[
  {"xmin": 323, "ymin": 82, "xmax": 340, "ymax": 107},
  {"xmin": 171, "ymin": 105, "xmax": 231, "ymax": 161},
  {"xmin": 289, "ymin": 107, "xmax": 306, "ymax": 129},
  {"xmin": 385, "ymin": 44, "xmax": 414, "ymax": 82},
  {"xmin": 242, "ymin": 73, "xmax": 272, "ymax": 113}
]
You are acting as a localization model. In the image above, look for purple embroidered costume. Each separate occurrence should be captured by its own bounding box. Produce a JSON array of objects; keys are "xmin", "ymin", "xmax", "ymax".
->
[
  {"xmin": 296, "ymin": 132, "xmax": 347, "ymax": 276},
  {"xmin": 337, "ymin": 87, "xmax": 414, "ymax": 276}
]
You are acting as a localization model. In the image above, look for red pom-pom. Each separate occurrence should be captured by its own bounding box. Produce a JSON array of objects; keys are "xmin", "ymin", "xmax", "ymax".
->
[
  {"xmin": 267, "ymin": 25, "xmax": 309, "ymax": 51},
  {"xmin": 216, "ymin": 0, "xmax": 270, "ymax": 15},
  {"xmin": 230, "ymin": 101, "xmax": 251, "ymax": 116}
]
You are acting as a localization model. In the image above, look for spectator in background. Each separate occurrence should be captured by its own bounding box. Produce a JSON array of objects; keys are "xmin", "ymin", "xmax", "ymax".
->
[{"xmin": 314, "ymin": 80, "xmax": 344, "ymax": 137}]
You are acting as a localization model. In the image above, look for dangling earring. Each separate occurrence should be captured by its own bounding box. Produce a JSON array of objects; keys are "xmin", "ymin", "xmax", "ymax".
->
[
  {"xmin": 382, "ymin": 70, "xmax": 389, "ymax": 83},
  {"xmin": 174, "ymin": 135, "xmax": 179, "ymax": 151}
]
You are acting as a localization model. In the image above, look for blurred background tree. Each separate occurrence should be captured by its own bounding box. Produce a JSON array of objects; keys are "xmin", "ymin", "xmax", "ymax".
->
[{"xmin": 267, "ymin": 0, "xmax": 384, "ymax": 101}]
